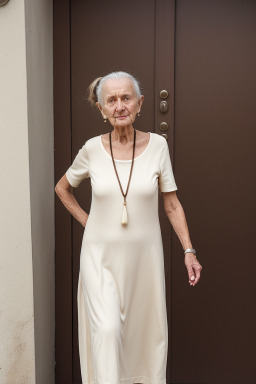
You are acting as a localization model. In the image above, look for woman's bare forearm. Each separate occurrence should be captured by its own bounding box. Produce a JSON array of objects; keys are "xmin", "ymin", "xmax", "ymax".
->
[
  {"xmin": 165, "ymin": 204, "xmax": 193, "ymax": 251},
  {"xmin": 56, "ymin": 188, "xmax": 88, "ymax": 227}
]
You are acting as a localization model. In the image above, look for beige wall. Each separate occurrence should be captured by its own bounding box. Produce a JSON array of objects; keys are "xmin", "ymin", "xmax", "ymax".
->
[{"xmin": 0, "ymin": 0, "xmax": 55, "ymax": 383}]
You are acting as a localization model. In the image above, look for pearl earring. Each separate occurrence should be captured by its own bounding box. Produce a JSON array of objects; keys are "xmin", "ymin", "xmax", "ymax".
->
[
  {"xmin": 103, "ymin": 114, "xmax": 107, "ymax": 123},
  {"xmin": 137, "ymin": 112, "xmax": 140, "ymax": 117}
]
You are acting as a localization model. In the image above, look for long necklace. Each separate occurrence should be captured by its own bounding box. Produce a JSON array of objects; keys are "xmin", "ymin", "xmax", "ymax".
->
[{"xmin": 109, "ymin": 128, "xmax": 136, "ymax": 226}]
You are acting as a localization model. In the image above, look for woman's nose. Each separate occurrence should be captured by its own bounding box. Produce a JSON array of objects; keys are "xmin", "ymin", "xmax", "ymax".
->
[{"xmin": 116, "ymin": 99, "xmax": 124, "ymax": 111}]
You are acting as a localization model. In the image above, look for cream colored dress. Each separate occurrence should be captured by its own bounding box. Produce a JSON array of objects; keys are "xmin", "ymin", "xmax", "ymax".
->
[{"xmin": 65, "ymin": 132, "xmax": 178, "ymax": 384}]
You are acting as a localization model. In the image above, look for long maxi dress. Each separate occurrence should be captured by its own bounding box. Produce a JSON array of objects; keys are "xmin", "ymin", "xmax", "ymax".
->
[{"xmin": 65, "ymin": 132, "xmax": 178, "ymax": 384}]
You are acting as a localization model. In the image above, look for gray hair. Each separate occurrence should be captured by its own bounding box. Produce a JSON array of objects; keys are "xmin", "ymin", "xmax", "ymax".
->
[{"xmin": 96, "ymin": 71, "xmax": 142, "ymax": 106}]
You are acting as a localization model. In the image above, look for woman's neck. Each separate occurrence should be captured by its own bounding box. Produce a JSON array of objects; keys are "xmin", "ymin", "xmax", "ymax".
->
[{"xmin": 111, "ymin": 125, "xmax": 135, "ymax": 144}]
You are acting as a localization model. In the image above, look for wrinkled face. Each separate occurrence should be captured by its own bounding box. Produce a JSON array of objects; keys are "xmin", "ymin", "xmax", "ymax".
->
[{"xmin": 96, "ymin": 77, "xmax": 144, "ymax": 128}]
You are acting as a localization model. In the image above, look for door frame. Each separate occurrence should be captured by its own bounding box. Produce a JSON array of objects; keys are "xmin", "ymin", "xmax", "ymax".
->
[{"xmin": 54, "ymin": 0, "xmax": 73, "ymax": 382}]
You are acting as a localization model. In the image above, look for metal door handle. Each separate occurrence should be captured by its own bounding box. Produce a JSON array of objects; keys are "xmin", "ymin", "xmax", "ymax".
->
[
  {"xmin": 160, "ymin": 101, "xmax": 168, "ymax": 113},
  {"xmin": 160, "ymin": 90, "xmax": 169, "ymax": 99},
  {"xmin": 160, "ymin": 122, "xmax": 168, "ymax": 131},
  {"xmin": 159, "ymin": 90, "xmax": 169, "ymax": 135}
]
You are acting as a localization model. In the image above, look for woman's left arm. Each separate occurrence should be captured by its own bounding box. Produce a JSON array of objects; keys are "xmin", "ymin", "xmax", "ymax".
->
[{"xmin": 162, "ymin": 191, "xmax": 203, "ymax": 286}]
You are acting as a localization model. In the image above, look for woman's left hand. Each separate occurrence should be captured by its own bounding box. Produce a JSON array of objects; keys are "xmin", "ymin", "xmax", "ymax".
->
[{"xmin": 184, "ymin": 253, "xmax": 202, "ymax": 286}]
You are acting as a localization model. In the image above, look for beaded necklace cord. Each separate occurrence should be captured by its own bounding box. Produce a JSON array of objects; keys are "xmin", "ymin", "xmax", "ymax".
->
[{"xmin": 109, "ymin": 128, "xmax": 136, "ymax": 226}]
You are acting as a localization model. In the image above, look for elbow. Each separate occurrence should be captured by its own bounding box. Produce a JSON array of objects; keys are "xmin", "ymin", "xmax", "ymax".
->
[
  {"xmin": 164, "ymin": 206, "xmax": 174, "ymax": 216},
  {"xmin": 163, "ymin": 192, "xmax": 182, "ymax": 215},
  {"xmin": 55, "ymin": 182, "xmax": 60, "ymax": 195},
  {"xmin": 164, "ymin": 201, "xmax": 182, "ymax": 216},
  {"xmin": 55, "ymin": 178, "xmax": 72, "ymax": 196}
]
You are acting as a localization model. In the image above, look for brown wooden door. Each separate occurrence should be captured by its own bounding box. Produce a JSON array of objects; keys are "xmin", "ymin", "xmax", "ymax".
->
[
  {"xmin": 54, "ymin": 1, "xmax": 256, "ymax": 383},
  {"xmin": 172, "ymin": 1, "xmax": 256, "ymax": 383}
]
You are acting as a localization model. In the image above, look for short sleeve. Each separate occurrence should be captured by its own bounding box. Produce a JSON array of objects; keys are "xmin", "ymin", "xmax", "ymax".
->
[
  {"xmin": 65, "ymin": 142, "xmax": 90, "ymax": 187},
  {"xmin": 159, "ymin": 140, "xmax": 178, "ymax": 193}
]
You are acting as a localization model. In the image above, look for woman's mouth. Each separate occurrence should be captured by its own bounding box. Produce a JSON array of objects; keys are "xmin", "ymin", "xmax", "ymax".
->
[{"xmin": 116, "ymin": 116, "xmax": 128, "ymax": 119}]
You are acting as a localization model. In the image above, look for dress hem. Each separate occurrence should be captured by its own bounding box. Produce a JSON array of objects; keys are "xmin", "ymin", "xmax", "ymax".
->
[{"xmin": 83, "ymin": 376, "xmax": 166, "ymax": 384}]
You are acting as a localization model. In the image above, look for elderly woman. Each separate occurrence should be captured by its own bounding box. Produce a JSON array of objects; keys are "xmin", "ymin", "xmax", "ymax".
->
[{"xmin": 55, "ymin": 71, "xmax": 202, "ymax": 384}]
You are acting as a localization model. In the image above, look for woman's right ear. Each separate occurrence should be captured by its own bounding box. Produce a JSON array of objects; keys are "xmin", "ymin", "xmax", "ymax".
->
[
  {"xmin": 96, "ymin": 102, "xmax": 106, "ymax": 120},
  {"xmin": 96, "ymin": 101, "xmax": 102, "ymax": 113}
]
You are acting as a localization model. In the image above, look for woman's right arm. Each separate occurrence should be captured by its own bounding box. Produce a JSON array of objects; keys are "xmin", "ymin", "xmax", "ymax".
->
[{"xmin": 55, "ymin": 174, "xmax": 89, "ymax": 228}]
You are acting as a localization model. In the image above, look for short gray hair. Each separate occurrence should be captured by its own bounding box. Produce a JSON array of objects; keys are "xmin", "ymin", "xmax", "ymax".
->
[{"xmin": 96, "ymin": 71, "xmax": 142, "ymax": 106}]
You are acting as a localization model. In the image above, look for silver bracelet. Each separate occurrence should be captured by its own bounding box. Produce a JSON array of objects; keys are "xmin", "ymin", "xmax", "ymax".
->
[{"xmin": 184, "ymin": 248, "xmax": 196, "ymax": 255}]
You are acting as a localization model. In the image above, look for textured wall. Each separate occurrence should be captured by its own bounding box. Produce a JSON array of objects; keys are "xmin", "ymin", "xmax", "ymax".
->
[
  {"xmin": 24, "ymin": 0, "xmax": 55, "ymax": 382},
  {"xmin": 0, "ymin": 0, "xmax": 54, "ymax": 383}
]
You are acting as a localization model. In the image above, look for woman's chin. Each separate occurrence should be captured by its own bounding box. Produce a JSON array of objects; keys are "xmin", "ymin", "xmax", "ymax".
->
[{"xmin": 112, "ymin": 119, "xmax": 134, "ymax": 127}]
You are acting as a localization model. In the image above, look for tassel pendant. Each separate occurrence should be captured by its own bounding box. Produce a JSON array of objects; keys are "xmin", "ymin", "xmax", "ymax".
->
[{"xmin": 121, "ymin": 198, "xmax": 128, "ymax": 226}]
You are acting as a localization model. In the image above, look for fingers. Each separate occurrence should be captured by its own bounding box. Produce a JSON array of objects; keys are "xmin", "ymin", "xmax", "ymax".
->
[
  {"xmin": 187, "ymin": 265, "xmax": 196, "ymax": 286},
  {"xmin": 186, "ymin": 258, "xmax": 203, "ymax": 286},
  {"xmin": 192, "ymin": 264, "xmax": 202, "ymax": 286}
]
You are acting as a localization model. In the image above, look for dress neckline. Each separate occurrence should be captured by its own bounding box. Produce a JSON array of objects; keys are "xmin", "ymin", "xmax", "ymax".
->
[{"xmin": 100, "ymin": 132, "xmax": 152, "ymax": 163}]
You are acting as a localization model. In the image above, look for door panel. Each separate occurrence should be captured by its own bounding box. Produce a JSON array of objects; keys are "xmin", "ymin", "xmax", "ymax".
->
[{"xmin": 172, "ymin": 1, "xmax": 256, "ymax": 383}]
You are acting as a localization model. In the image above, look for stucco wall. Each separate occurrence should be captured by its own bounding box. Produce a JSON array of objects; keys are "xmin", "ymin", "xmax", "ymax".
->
[
  {"xmin": 0, "ymin": 0, "xmax": 54, "ymax": 383},
  {"xmin": 24, "ymin": 0, "xmax": 55, "ymax": 382}
]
